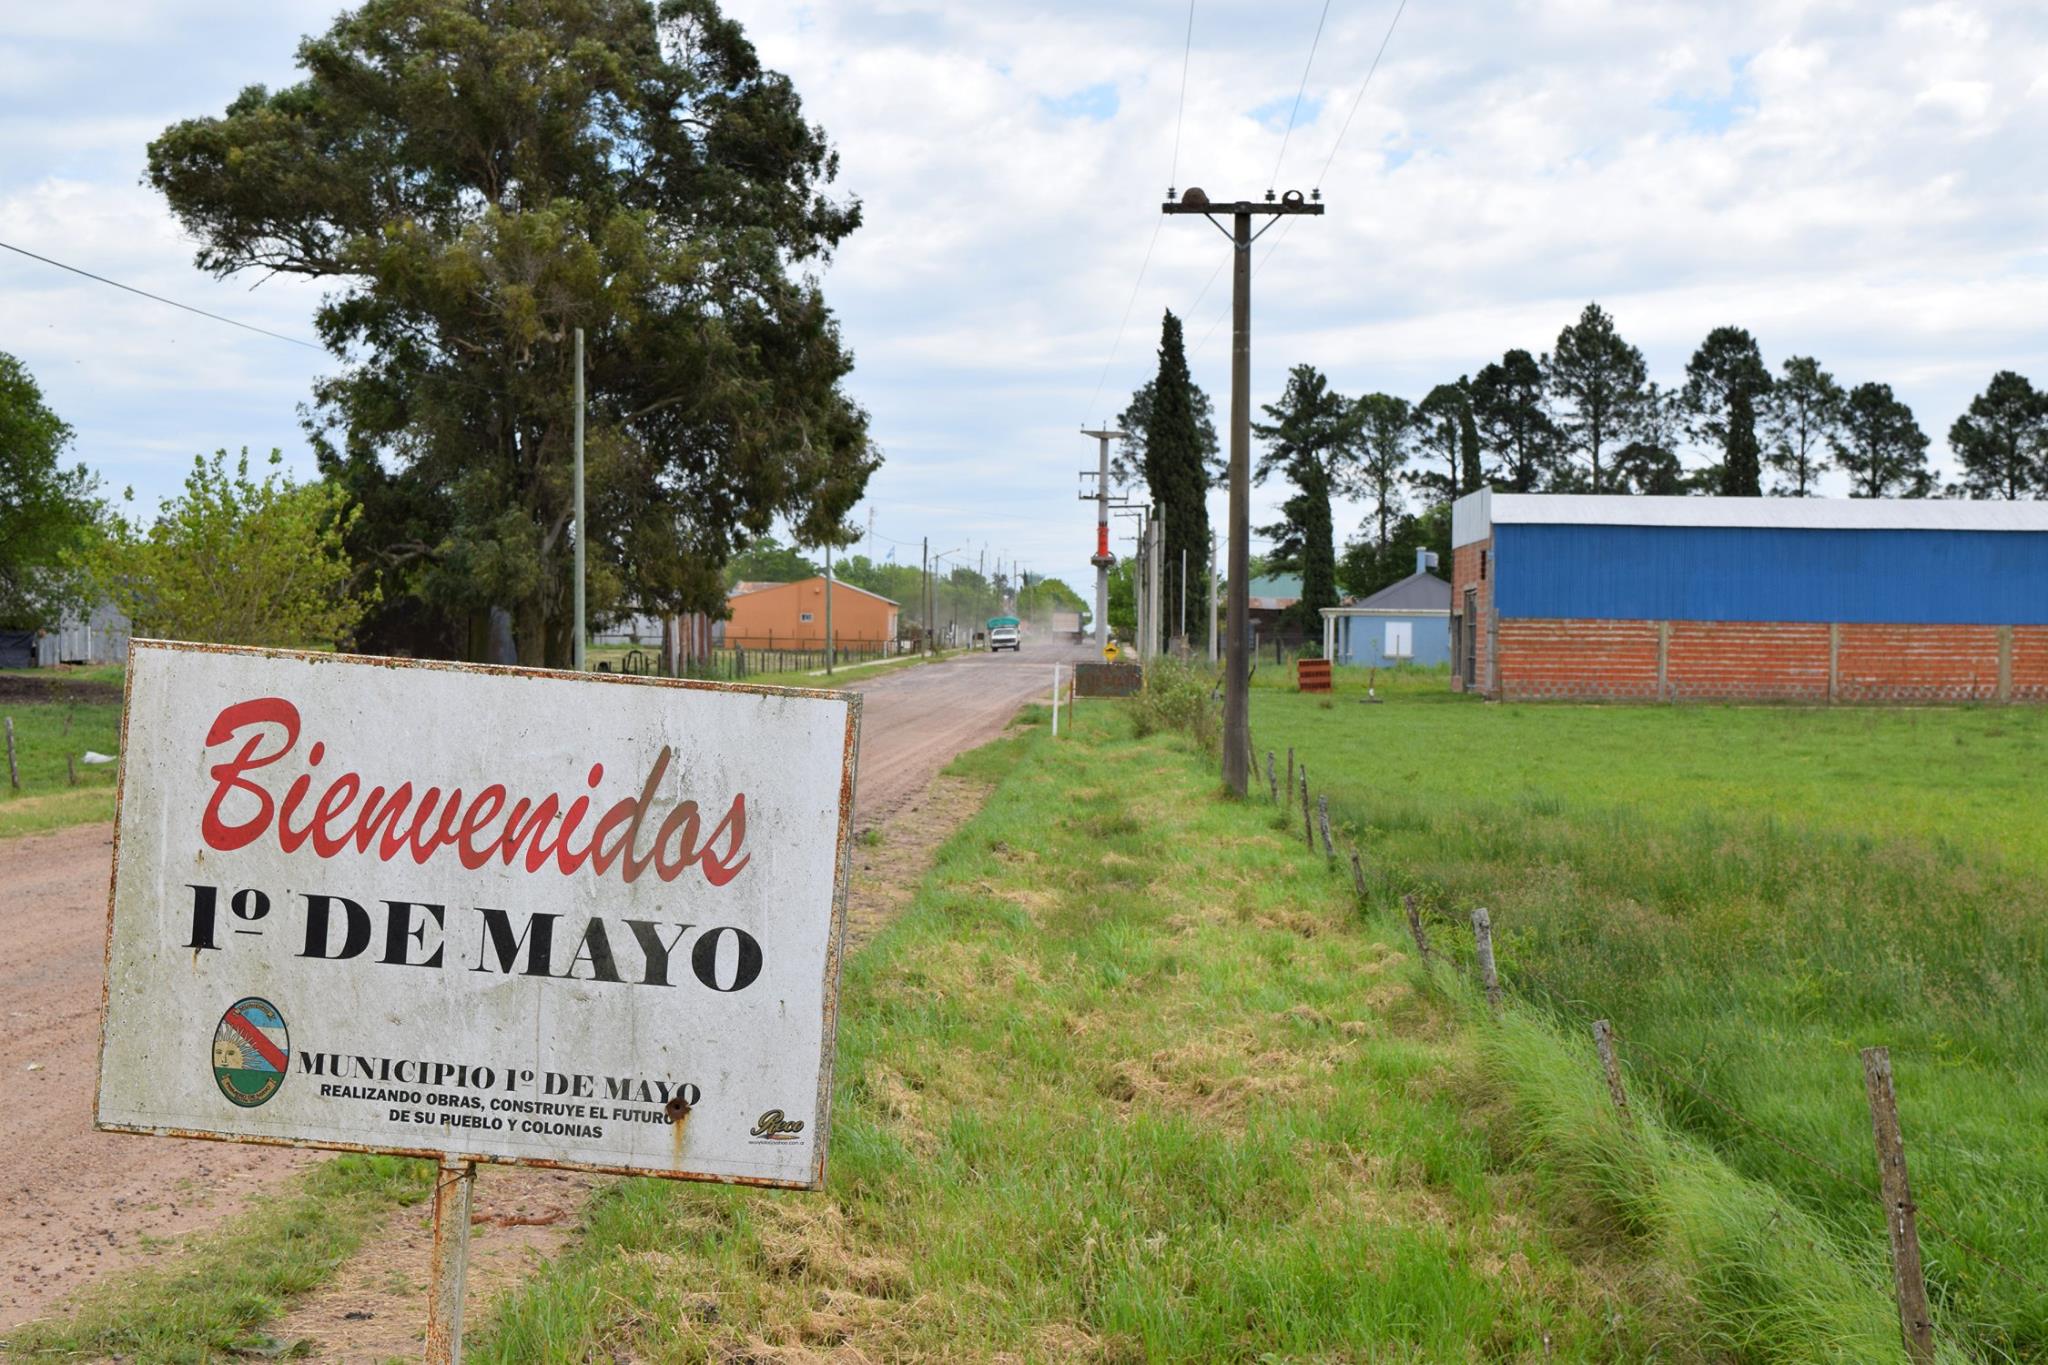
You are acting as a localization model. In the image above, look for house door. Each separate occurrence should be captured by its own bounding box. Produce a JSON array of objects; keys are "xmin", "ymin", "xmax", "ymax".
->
[{"xmin": 1462, "ymin": 590, "xmax": 1478, "ymax": 688}]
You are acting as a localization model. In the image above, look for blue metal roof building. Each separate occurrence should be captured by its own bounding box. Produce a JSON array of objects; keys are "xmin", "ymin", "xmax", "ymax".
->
[{"xmin": 1447, "ymin": 492, "xmax": 2048, "ymax": 702}]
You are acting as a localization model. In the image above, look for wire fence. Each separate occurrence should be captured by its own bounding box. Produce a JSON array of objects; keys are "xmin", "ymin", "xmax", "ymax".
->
[{"xmin": 1244, "ymin": 724, "xmax": 2046, "ymax": 1361}]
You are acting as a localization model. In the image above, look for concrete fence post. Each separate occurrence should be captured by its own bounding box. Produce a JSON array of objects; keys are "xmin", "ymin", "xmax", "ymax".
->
[
  {"xmin": 1471, "ymin": 907, "xmax": 1501, "ymax": 1016},
  {"xmin": 1592, "ymin": 1020, "xmax": 1629, "ymax": 1119}
]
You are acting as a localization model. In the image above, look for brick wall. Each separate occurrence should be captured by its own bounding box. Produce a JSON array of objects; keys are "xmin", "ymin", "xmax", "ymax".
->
[
  {"xmin": 1478, "ymin": 618, "xmax": 2048, "ymax": 703},
  {"xmin": 2016, "ymin": 628, "xmax": 2048, "ymax": 700},
  {"xmin": 1450, "ymin": 537, "xmax": 1494, "ymax": 693}
]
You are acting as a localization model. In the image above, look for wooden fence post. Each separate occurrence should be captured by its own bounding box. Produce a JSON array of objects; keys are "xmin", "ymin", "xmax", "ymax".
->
[
  {"xmin": 1862, "ymin": 1047, "xmax": 1936, "ymax": 1365},
  {"xmin": 4, "ymin": 717, "xmax": 17, "ymax": 792},
  {"xmin": 1471, "ymin": 907, "xmax": 1501, "ymax": 1015},
  {"xmin": 1299, "ymin": 772, "xmax": 1313, "ymax": 851},
  {"xmin": 1402, "ymin": 893, "xmax": 1429, "ymax": 960},
  {"xmin": 1266, "ymin": 751, "xmax": 1278, "ymax": 803},
  {"xmin": 1285, "ymin": 747, "xmax": 1295, "ymax": 817},
  {"xmin": 67, "ymin": 755, "xmax": 78, "ymax": 787},
  {"xmin": 1317, "ymin": 795, "xmax": 1334, "ymax": 862},
  {"xmin": 1348, "ymin": 849, "xmax": 1367, "ymax": 904},
  {"xmin": 1592, "ymin": 1020, "xmax": 1629, "ymax": 1119}
]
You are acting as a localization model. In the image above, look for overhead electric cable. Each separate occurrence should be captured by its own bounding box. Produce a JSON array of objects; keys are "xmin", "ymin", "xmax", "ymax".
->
[
  {"xmin": 1085, "ymin": 0, "xmax": 1200, "ymax": 417},
  {"xmin": 1314, "ymin": 0, "xmax": 1410, "ymax": 192},
  {"xmin": 1193, "ymin": 0, "xmax": 1411, "ymax": 358},
  {"xmin": 1268, "ymin": 0, "xmax": 1335, "ymax": 192},
  {"xmin": 0, "ymin": 239, "xmax": 322, "ymax": 350}
]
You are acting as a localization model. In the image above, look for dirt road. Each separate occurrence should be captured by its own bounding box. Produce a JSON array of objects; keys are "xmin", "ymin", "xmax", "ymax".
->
[{"xmin": 0, "ymin": 639, "xmax": 1085, "ymax": 1332}]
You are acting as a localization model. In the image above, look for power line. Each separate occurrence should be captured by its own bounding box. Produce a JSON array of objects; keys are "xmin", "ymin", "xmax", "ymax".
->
[
  {"xmin": 1086, "ymin": 1, "xmax": 1199, "ymax": 418},
  {"xmin": 1193, "ymin": 0, "xmax": 1412, "ymax": 359},
  {"xmin": 0, "ymin": 239, "xmax": 322, "ymax": 350},
  {"xmin": 1268, "ymin": 0, "xmax": 1335, "ymax": 193},
  {"xmin": 1169, "ymin": 0, "xmax": 1196, "ymax": 193},
  {"xmin": 1315, "ymin": 0, "xmax": 1411, "ymax": 193}
]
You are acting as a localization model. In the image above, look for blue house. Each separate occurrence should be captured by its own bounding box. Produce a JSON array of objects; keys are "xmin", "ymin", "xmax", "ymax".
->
[{"xmin": 1320, "ymin": 551, "xmax": 1452, "ymax": 667}]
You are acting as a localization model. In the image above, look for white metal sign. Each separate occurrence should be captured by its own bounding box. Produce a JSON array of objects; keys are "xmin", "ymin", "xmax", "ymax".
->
[{"xmin": 96, "ymin": 641, "xmax": 860, "ymax": 1190}]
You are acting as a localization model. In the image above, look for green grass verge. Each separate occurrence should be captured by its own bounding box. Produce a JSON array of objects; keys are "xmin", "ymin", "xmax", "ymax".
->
[
  {"xmin": 1250, "ymin": 668, "xmax": 2048, "ymax": 1360},
  {"xmin": 3, "ymin": 1155, "xmax": 432, "ymax": 1363},
  {"xmin": 466, "ymin": 704, "xmax": 1675, "ymax": 1361},
  {"xmin": 0, "ymin": 671, "xmax": 123, "ymax": 839}
]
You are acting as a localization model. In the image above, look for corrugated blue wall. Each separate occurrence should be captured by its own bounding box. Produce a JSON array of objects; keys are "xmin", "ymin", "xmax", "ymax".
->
[{"xmin": 1495, "ymin": 523, "xmax": 2048, "ymax": 624}]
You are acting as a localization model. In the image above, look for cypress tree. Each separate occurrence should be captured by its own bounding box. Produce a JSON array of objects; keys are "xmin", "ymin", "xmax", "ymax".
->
[{"xmin": 1141, "ymin": 310, "xmax": 1213, "ymax": 649}]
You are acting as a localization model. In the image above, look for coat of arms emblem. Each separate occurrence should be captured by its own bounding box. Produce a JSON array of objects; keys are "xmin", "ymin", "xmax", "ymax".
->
[{"xmin": 211, "ymin": 997, "xmax": 290, "ymax": 1108}]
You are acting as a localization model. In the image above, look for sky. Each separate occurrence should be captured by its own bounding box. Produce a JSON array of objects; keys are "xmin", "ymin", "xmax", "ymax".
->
[{"xmin": 4, "ymin": 0, "xmax": 2048, "ymax": 603}]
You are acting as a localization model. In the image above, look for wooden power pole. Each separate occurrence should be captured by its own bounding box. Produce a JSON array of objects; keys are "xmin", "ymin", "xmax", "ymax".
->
[{"xmin": 1163, "ymin": 188, "xmax": 1323, "ymax": 796}]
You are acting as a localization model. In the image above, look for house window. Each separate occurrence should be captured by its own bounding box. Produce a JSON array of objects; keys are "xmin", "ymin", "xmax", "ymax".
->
[
  {"xmin": 1479, "ymin": 549, "xmax": 1488, "ymax": 580},
  {"xmin": 800, "ymin": 612, "xmax": 814, "ymax": 623}
]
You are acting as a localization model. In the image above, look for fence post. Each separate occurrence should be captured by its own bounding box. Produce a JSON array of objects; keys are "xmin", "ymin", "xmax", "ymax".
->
[
  {"xmin": 1317, "ymin": 795, "xmax": 1334, "ymax": 862},
  {"xmin": 4, "ymin": 716, "xmax": 16, "ymax": 792},
  {"xmin": 1285, "ymin": 747, "xmax": 1295, "ymax": 816},
  {"xmin": 67, "ymin": 754, "xmax": 78, "ymax": 788},
  {"xmin": 1471, "ymin": 907, "xmax": 1501, "ymax": 1015},
  {"xmin": 1348, "ymin": 849, "xmax": 1367, "ymax": 903},
  {"xmin": 1299, "ymin": 771, "xmax": 1313, "ymax": 851},
  {"xmin": 1052, "ymin": 663, "xmax": 1061, "ymax": 737},
  {"xmin": 1402, "ymin": 893, "xmax": 1429, "ymax": 960},
  {"xmin": 1862, "ymin": 1047, "xmax": 1936, "ymax": 1365},
  {"xmin": 1592, "ymin": 1020, "xmax": 1629, "ymax": 1119},
  {"xmin": 1265, "ymin": 751, "xmax": 1277, "ymax": 803}
]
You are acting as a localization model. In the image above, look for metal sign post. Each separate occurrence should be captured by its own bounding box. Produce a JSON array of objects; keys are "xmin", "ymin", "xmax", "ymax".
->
[{"xmin": 96, "ymin": 642, "xmax": 862, "ymax": 1361}]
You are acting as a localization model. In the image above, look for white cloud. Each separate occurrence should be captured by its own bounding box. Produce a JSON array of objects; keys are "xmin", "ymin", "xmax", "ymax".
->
[{"xmin": 4, "ymin": 0, "xmax": 2047, "ymax": 585}]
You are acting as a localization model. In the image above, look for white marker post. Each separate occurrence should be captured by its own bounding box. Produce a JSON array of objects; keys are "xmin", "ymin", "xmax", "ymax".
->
[{"xmin": 96, "ymin": 642, "xmax": 862, "ymax": 1363}]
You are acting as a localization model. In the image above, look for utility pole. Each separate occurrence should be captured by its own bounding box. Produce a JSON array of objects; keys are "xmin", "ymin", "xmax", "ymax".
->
[
  {"xmin": 572, "ymin": 327, "xmax": 586, "ymax": 672},
  {"xmin": 1207, "ymin": 550, "xmax": 1218, "ymax": 664},
  {"xmin": 1180, "ymin": 547, "xmax": 1187, "ymax": 648},
  {"xmin": 1151, "ymin": 503, "xmax": 1165, "ymax": 659},
  {"xmin": 922, "ymin": 536, "xmax": 930, "ymax": 657},
  {"xmin": 1163, "ymin": 186, "xmax": 1324, "ymax": 796},
  {"xmin": 1080, "ymin": 427, "xmax": 1124, "ymax": 656},
  {"xmin": 824, "ymin": 541, "xmax": 834, "ymax": 676}
]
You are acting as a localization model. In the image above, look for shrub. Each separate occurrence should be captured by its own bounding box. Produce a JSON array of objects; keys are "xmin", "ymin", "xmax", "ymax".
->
[{"xmin": 1132, "ymin": 655, "xmax": 1220, "ymax": 753}]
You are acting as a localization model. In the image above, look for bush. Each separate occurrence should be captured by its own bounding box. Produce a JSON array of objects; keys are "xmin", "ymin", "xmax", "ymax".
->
[{"xmin": 1132, "ymin": 655, "xmax": 1220, "ymax": 753}]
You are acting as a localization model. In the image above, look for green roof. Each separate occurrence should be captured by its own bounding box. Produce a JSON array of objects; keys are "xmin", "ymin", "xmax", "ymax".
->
[{"xmin": 1245, "ymin": 574, "xmax": 1302, "ymax": 600}]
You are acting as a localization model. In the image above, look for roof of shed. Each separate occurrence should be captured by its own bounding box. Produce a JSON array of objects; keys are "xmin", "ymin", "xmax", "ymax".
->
[
  {"xmin": 1348, "ymin": 570, "xmax": 1450, "ymax": 613},
  {"xmin": 1451, "ymin": 490, "xmax": 2048, "ymax": 548}
]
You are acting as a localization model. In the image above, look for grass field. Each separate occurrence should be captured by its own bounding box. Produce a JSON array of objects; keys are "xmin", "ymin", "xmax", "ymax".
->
[
  {"xmin": 1250, "ymin": 666, "xmax": 2048, "ymax": 1361},
  {"xmin": 0, "ymin": 667, "xmax": 124, "ymax": 838},
  {"xmin": 468, "ymin": 705, "xmax": 1698, "ymax": 1361}
]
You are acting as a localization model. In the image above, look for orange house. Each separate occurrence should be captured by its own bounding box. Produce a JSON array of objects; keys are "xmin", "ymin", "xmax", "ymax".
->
[{"xmin": 724, "ymin": 577, "xmax": 899, "ymax": 649}]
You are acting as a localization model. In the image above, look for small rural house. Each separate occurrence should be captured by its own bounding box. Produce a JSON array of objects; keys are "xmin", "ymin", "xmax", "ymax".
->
[
  {"xmin": 1245, "ymin": 572, "xmax": 1302, "ymax": 639},
  {"xmin": 724, "ymin": 576, "xmax": 899, "ymax": 650},
  {"xmin": 1319, "ymin": 551, "xmax": 1451, "ymax": 666},
  {"xmin": 1449, "ymin": 490, "xmax": 2048, "ymax": 702}
]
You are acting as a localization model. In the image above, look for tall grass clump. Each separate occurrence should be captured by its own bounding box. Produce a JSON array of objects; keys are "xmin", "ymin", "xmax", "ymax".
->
[
  {"xmin": 1131, "ymin": 655, "xmax": 1219, "ymax": 752},
  {"xmin": 1252, "ymin": 683, "xmax": 2048, "ymax": 1360}
]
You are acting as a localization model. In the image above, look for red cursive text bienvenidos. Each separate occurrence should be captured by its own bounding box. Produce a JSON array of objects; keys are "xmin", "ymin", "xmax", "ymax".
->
[{"xmin": 199, "ymin": 697, "xmax": 749, "ymax": 886}]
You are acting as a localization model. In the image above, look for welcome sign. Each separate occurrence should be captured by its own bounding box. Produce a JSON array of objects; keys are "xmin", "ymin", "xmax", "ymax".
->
[{"xmin": 96, "ymin": 642, "xmax": 860, "ymax": 1189}]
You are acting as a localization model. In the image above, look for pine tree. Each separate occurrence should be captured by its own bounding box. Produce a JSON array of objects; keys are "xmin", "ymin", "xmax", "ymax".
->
[
  {"xmin": 1949, "ymin": 371, "xmax": 2047, "ymax": 500},
  {"xmin": 1252, "ymin": 365, "xmax": 1348, "ymax": 633},
  {"xmin": 1683, "ymin": 326, "xmax": 1772, "ymax": 498},
  {"xmin": 1470, "ymin": 349, "xmax": 1562, "ymax": 492},
  {"xmin": 1833, "ymin": 383, "xmax": 1932, "ymax": 497},
  {"xmin": 1138, "ymin": 311, "xmax": 1214, "ymax": 648},
  {"xmin": 1544, "ymin": 303, "xmax": 1648, "ymax": 493}
]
